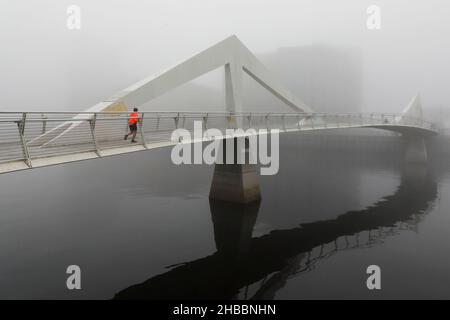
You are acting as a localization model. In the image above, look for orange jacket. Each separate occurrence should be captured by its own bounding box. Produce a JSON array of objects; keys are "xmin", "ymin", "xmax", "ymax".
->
[{"xmin": 128, "ymin": 112, "xmax": 139, "ymax": 125}]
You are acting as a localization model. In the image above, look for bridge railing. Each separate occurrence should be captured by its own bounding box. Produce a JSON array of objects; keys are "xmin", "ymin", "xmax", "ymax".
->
[{"xmin": 0, "ymin": 111, "xmax": 437, "ymax": 167}]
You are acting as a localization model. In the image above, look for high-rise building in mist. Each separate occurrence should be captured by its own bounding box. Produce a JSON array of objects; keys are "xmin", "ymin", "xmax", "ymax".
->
[
  {"xmin": 255, "ymin": 45, "xmax": 363, "ymax": 113},
  {"xmin": 143, "ymin": 45, "xmax": 364, "ymax": 114}
]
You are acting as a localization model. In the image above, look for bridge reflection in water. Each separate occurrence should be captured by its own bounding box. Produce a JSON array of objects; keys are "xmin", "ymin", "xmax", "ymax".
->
[{"xmin": 114, "ymin": 165, "xmax": 437, "ymax": 300}]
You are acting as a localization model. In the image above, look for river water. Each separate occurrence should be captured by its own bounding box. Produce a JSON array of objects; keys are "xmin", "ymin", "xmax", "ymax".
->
[{"xmin": 1, "ymin": 131, "xmax": 450, "ymax": 299}]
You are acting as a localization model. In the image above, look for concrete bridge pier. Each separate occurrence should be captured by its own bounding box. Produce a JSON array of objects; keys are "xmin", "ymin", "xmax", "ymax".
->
[
  {"xmin": 404, "ymin": 135, "xmax": 428, "ymax": 164},
  {"xmin": 209, "ymin": 138, "xmax": 261, "ymax": 204}
]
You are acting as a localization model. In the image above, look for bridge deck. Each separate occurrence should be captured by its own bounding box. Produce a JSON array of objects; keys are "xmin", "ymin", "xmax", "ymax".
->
[{"xmin": 0, "ymin": 112, "xmax": 438, "ymax": 174}]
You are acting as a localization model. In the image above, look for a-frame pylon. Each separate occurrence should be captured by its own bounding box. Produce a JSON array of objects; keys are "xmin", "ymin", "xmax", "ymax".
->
[{"xmin": 87, "ymin": 35, "xmax": 313, "ymax": 114}]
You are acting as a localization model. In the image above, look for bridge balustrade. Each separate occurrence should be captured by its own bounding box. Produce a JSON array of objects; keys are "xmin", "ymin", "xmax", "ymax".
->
[{"xmin": 0, "ymin": 111, "xmax": 437, "ymax": 169}]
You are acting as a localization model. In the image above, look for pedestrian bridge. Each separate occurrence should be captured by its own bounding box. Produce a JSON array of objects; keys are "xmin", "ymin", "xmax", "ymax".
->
[
  {"xmin": 0, "ymin": 35, "xmax": 439, "ymax": 175},
  {"xmin": 0, "ymin": 109, "xmax": 438, "ymax": 175}
]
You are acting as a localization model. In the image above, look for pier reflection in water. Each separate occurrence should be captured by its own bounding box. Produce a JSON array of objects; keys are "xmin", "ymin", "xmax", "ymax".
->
[
  {"xmin": 2, "ymin": 133, "xmax": 450, "ymax": 299},
  {"xmin": 114, "ymin": 165, "xmax": 437, "ymax": 300}
]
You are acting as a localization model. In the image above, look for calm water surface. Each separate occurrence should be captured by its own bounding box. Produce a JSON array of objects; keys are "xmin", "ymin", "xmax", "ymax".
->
[{"xmin": 1, "ymin": 132, "xmax": 450, "ymax": 299}]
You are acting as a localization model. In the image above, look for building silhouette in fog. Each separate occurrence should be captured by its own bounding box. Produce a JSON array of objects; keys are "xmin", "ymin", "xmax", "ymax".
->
[
  {"xmin": 142, "ymin": 45, "xmax": 363, "ymax": 114},
  {"xmin": 250, "ymin": 46, "xmax": 365, "ymax": 220},
  {"xmin": 246, "ymin": 45, "xmax": 363, "ymax": 113}
]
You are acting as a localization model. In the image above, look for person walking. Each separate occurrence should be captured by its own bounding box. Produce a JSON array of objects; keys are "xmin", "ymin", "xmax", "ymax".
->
[{"xmin": 124, "ymin": 108, "xmax": 140, "ymax": 143}]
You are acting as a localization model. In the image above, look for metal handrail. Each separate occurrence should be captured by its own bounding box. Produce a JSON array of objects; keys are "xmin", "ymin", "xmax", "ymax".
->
[{"xmin": 0, "ymin": 111, "xmax": 439, "ymax": 169}]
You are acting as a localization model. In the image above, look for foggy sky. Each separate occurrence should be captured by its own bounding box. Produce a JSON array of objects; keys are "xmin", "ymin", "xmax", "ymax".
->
[{"xmin": 1, "ymin": 0, "xmax": 449, "ymax": 121}]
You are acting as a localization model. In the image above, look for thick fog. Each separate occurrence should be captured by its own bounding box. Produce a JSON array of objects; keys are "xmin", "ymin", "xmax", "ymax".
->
[{"xmin": 1, "ymin": 0, "xmax": 449, "ymax": 126}]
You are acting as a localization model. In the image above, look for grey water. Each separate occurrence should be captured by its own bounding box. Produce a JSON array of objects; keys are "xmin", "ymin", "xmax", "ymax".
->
[{"xmin": 1, "ymin": 131, "xmax": 450, "ymax": 300}]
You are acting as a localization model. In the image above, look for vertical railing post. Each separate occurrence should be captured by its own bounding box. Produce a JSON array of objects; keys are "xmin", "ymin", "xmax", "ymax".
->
[
  {"xmin": 156, "ymin": 114, "xmax": 160, "ymax": 131},
  {"xmin": 140, "ymin": 112, "xmax": 147, "ymax": 148},
  {"xmin": 89, "ymin": 113, "xmax": 100, "ymax": 156},
  {"xmin": 124, "ymin": 111, "xmax": 129, "ymax": 134},
  {"xmin": 174, "ymin": 112, "xmax": 180, "ymax": 129},
  {"xmin": 203, "ymin": 113, "xmax": 208, "ymax": 130},
  {"xmin": 282, "ymin": 115, "xmax": 286, "ymax": 131},
  {"xmin": 17, "ymin": 112, "xmax": 32, "ymax": 167},
  {"xmin": 41, "ymin": 113, "xmax": 47, "ymax": 134}
]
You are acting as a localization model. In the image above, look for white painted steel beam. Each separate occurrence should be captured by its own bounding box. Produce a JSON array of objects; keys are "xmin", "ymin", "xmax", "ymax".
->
[{"xmin": 30, "ymin": 36, "xmax": 312, "ymax": 146}]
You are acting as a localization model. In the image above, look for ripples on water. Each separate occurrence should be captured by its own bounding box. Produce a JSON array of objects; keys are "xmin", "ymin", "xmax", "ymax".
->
[{"xmin": 1, "ymin": 131, "xmax": 450, "ymax": 299}]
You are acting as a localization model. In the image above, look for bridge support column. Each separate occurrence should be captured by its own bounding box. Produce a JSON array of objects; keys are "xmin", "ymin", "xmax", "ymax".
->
[
  {"xmin": 404, "ymin": 136, "xmax": 428, "ymax": 164},
  {"xmin": 209, "ymin": 138, "xmax": 261, "ymax": 204}
]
